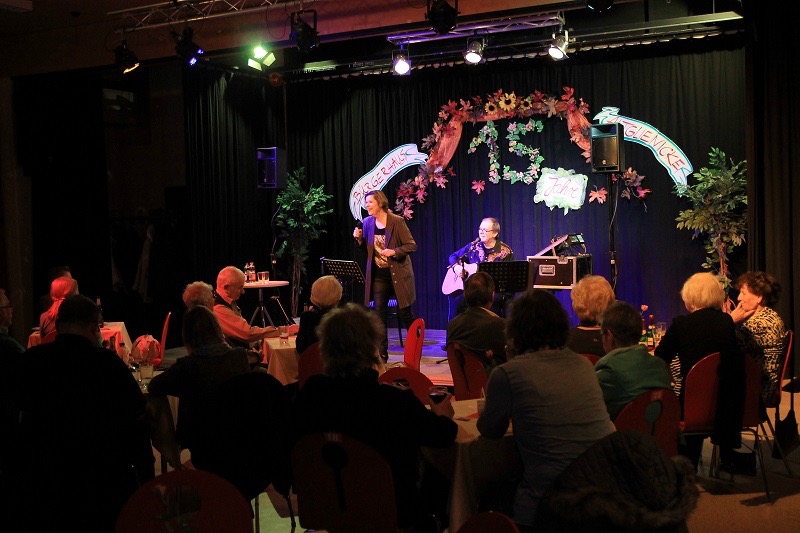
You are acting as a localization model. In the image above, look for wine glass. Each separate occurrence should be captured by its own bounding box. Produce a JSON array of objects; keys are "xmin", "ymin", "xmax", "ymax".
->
[
  {"xmin": 428, "ymin": 386, "xmax": 449, "ymax": 404},
  {"xmin": 655, "ymin": 322, "xmax": 667, "ymax": 345}
]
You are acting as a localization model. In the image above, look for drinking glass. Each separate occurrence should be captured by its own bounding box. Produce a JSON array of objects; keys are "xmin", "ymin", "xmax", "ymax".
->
[
  {"xmin": 655, "ymin": 322, "xmax": 667, "ymax": 345},
  {"xmin": 428, "ymin": 386, "xmax": 448, "ymax": 404},
  {"xmin": 257, "ymin": 271, "xmax": 269, "ymax": 282},
  {"xmin": 279, "ymin": 325, "xmax": 289, "ymax": 346}
]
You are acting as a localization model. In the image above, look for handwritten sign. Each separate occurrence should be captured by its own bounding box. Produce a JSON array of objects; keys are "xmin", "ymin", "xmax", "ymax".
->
[
  {"xmin": 533, "ymin": 167, "xmax": 588, "ymax": 214},
  {"xmin": 593, "ymin": 107, "xmax": 692, "ymax": 192},
  {"xmin": 349, "ymin": 144, "xmax": 428, "ymax": 221}
]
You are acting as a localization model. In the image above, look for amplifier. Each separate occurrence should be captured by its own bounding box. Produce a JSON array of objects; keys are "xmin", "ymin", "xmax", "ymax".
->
[{"xmin": 527, "ymin": 255, "xmax": 593, "ymax": 289}]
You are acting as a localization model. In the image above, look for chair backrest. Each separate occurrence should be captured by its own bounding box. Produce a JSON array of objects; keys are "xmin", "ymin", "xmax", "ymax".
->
[
  {"xmin": 402, "ymin": 317, "xmax": 426, "ymax": 371},
  {"xmin": 681, "ymin": 352, "xmax": 721, "ymax": 433},
  {"xmin": 159, "ymin": 311, "xmax": 171, "ymax": 358},
  {"xmin": 298, "ymin": 342, "xmax": 324, "ymax": 389},
  {"xmin": 742, "ymin": 355, "xmax": 766, "ymax": 427},
  {"xmin": 447, "ymin": 343, "xmax": 488, "ymax": 400},
  {"xmin": 116, "ymin": 469, "xmax": 253, "ymax": 533},
  {"xmin": 766, "ymin": 329, "xmax": 794, "ymax": 409},
  {"xmin": 378, "ymin": 366, "xmax": 435, "ymax": 405},
  {"xmin": 581, "ymin": 353, "xmax": 601, "ymax": 366},
  {"xmin": 457, "ymin": 511, "xmax": 520, "ymax": 533},
  {"xmin": 613, "ymin": 388, "xmax": 680, "ymax": 457},
  {"xmin": 291, "ymin": 432, "xmax": 397, "ymax": 533},
  {"xmin": 41, "ymin": 329, "xmax": 58, "ymax": 344}
]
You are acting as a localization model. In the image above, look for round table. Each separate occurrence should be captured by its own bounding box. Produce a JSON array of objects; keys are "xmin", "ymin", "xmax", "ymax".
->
[{"xmin": 244, "ymin": 280, "xmax": 290, "ymax": 327}]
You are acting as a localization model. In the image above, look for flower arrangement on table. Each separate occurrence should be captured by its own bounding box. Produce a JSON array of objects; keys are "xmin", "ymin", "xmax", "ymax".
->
[{"xmin": 394, "ymin": 87, "xmax": 593, "ymax": 219}]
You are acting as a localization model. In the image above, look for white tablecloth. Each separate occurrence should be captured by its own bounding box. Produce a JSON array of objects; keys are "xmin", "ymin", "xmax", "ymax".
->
[
  {"xmin": 27, "ymin": 321, "xmax": 133, "ymax": 350},
  {"xmin": 263, "ymin": 335, "xmax": 299, "ymax": 385}
]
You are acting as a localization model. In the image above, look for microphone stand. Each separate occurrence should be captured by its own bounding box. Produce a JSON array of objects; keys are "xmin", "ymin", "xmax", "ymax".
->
[{"xmin": 271, "ymin": 296, "xmax": 293, "ymax": 325}]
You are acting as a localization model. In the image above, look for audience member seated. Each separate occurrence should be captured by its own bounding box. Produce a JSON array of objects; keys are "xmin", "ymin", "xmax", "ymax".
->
[
  {"xmin": 296, "ymin": 275, "xmax": 342, "ymax": 356},
  {"xmin": 16, "ymin": 295, "xmax": 154, "ymax": 532},
  {"xmin": 595, "ymin": 301, "xmax": 672, "ymax": 419},
  {"xmin": 38, "ymin": 275, "xmax": 79, "ymax": 337},
  {"xmin": 477, "ymin": 289, "xmax": 615, "ymax": 531},
  {"xmin": 213, "ymin": 266, "xmax": 286, "ymax": 349},
  {"xmin": 446, "ymin": 271, "xmax": 508, "ymax": 369},
  {"xmin": 567, "ymin": 275, "xmax": 615, "ymax": 358},
  {"xmin": 37, "ymin": 264, "xmax": 71, "ymax": 314},
  {"xmin": 182, "ymin": 280, "xmax": 214, "ymax": 309},
  {"xmin": 730, "ymin": 271, "xmax": 786, "ymax": 405},
  {"xmin": 0, "ymin": 288, "xmax": 24, "ymax": 518},
  {"xmin": 148, "ymin": 306, "xmax": 251, "ymax": 454},
  {"xmin": 293, "ymin": 303, "xmax": 457, "ymax": 530},
  {"xmin": 654, "ymin": 272, "xmax": 745, "ymax": 471}
]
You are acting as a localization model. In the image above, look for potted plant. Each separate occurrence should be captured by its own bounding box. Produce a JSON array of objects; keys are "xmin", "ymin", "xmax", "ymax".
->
[
  {"xmin": 274, "ymin": 167, "xmax": 333, "ymax": 317},
  {"xmin": 675, "ymin": 147, "xmax": 747, "ymax": 304}
]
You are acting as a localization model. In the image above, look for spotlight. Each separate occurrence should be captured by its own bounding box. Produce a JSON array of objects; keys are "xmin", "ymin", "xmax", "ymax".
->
[
  {"xmin": 291, "ymin": 10, "xmax": 320, "ymax": 53},
  {"xmin": 392, "ymin": 47, "xmax": 411, "ymax": 75},
  {"xmin": 175, "ymin": 27, "xmax": 204, "ymax": 67},
  {"xmin": 114, "ymin": 40, "xmax": 140, "ymax": 74},
  {"xmin": 248, "ymin": 44, "xmax": 276, "ymax": 71},
  {"xmin": 586, "ymin": 0, "xmax": 614, "ymax": 12},
  {"xmin": 426, "ymin": 0, "xmax": 458, "ymax": 35},
  {"xmin": 548, "ymin": 29, "xmax": 569, "ymax": 60},
  {"xmin": 463, "ymin": 38, "xmax": 484, "ymax": 64}
]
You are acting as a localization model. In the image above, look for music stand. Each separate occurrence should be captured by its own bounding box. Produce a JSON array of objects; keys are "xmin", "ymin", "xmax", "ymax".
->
[
  {"xmin": 478, "ymin": 261, "xmax": 532, "ymax": 317},
  {"xmin": 321, "ymin": 258, "xmax": 365, "ymax": 303}
]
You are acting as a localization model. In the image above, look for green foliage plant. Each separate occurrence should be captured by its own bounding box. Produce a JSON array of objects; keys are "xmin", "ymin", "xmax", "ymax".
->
[
  {"xmin": 275, "ymin": 167, "xmax": 333, "ymax": 317},
  {"xmin": 675, "ymin": 147, "xmax": 747, "ymax": 293}
]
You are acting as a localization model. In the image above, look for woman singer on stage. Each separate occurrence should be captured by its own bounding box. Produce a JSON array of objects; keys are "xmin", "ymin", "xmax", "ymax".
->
[{"xmin": 353, "ymin": 190, "xmax": 417, "ymax": 362}]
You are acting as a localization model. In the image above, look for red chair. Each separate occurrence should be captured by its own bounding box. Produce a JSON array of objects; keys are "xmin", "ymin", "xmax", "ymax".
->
[
  {"xmin": 387, "ymin": 317, "xmax": 426, "ymax": 371},
  {"xmin": 680, "ymin": 352, "xmax": 721, "ymax": 474},
  {"xmin": 457, "ymin": 511, "xmax": 520, "ymax": 533},
  {"xmin": 447, "ymin": 343, "xmax": 488, "ymax": 400},
  {"xmin": 739, "ymin": 355, "xmax": 773, "ymax": 499},
  {"xmin": 291, "ymin": 432, "xmax": 397, "ymax": 533},
  {"xmin": 40, "ymin": 330, "xmax": 58, "ymax": 344},
  {"xmin": 378, "ymin": 366, "xmax": 434, "ymax": 405},
  {"xmin": 298, "ymin": 342, "xmax": 324, "ymax": 389},
  {"xmin": 613, "ymin": 388, "xmax": 680, "ymax": 457},
  {"xmin": 580, "ymin": 353, "xmax": 601, "ymax": 366}
]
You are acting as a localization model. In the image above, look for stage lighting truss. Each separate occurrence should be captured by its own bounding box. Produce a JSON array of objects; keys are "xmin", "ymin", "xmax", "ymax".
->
[
  {"xmin": 175, "ymin": 27, "xmax": 204, "ymax": 66},
  {"xmin": 548, "ymin": 28, "xmax": 569, "ymax": 60},
  {"xmin": 392, "ymin": 47, "xmax": 411, "ymax": 75},
  {"xmin": 463, "ymin": 37, "xmax": 484, "ymax": 64},
  {"xmin": 427, "ymin": 0, "xmax": 459, "ymax": 35},
  {"xmin": 248, "ymin": 45, "xmax": 276, "ymax": 71},
  {"xmin": 291, "ymin": 10, "xmax": 320, "ymax": 53},
  {"xmin": 114, "ymin": 38, "xmax": 140, "ymax": 74}
]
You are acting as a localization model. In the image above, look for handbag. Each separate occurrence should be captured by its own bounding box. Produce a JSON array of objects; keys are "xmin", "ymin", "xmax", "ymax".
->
[{"xmin": 772, "ymin": 384, "xmax": 800, "ymax": 459}]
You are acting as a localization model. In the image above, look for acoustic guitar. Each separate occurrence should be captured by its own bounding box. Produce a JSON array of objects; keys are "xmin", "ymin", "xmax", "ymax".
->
[{"xmin": 441, "ymin": 262, "xmax": 478, "ymax": 295}]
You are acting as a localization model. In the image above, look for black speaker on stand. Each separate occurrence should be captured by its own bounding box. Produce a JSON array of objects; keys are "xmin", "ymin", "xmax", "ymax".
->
[
  {"xmin": 257, "ymin": 147, "xmax": 286, "ymax": 189},
  {"xmin": 590, "ymin": 123, "xmax": 625, "ymax": 290}
]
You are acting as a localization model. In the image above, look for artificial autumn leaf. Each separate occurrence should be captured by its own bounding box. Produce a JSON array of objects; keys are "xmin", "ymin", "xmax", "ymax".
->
[
  {"xmin": 434, "ymin": 174, "xmax": 448, "ymax": 188},
  {"xmin": 472, "ymin": 180, "xmax": 486, "ymax": 194},
  {"xmin": 402, "ymin": 205, "xmax": 414, "ymax": 219},
  {"xmin": 589, "ymin": 187, "xmax": 607, "ymax": 204},
  {"xmin": 415, "ymin": 187, "xmax": 427, "ymax": 203},
  {"xmin": 442, "ymin": 100, "xmax": 459, "ymax": 115},
  {"xmin": 636, "ymin": 186, "xmax": 651, "ymax": 199}
]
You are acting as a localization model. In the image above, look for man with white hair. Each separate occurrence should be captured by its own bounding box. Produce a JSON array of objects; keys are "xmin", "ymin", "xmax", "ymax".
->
[{"xmin": 213, "ymin": 266, "xmax": 291, "ymax": 348}]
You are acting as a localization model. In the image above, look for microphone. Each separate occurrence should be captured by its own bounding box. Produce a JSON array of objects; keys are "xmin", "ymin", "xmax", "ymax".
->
[
  {"xmin": 470, "ymin": 237, "xmax": 481, "ymax": 247},
  {"xmin": 270, "ymin": 295, "xmax": 280, "ymax": 301}
]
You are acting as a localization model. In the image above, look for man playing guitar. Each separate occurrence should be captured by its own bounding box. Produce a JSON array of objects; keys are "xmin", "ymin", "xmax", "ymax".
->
[{"xmin": 443, "ymin": 217, "xmax": 514, "ymax": 319}]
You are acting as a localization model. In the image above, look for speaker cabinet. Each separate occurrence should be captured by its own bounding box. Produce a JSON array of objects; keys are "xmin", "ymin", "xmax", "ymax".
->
[
  {"xmin": 590, "ymin": 124, "xmax": 624, "ymax": 173},
  {"xmin": 256, "ymin": 147, "xmax": 286, "ymax": 189}
]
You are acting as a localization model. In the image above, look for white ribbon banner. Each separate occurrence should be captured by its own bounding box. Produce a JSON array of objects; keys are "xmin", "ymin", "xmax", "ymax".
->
[
  {"xmin": 349, "ymin": 144, "xmax": 428, "ymax": 221},
  {"xmin": 593, "ymin": 107, "xmax": 692, "ymax": 191}
]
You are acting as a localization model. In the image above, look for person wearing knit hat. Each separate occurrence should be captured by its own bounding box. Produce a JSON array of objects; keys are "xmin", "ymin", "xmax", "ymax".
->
[{"xmin": 297, "ymin": 276, "xmax": 343, "ymax": 355}]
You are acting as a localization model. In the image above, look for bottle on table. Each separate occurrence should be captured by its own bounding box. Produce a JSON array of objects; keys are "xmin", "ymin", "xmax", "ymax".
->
[
  {"xmin": 96, "ymin": 297, "xmax": 104, "ymax": 327},
  {"xmin": 646, "ymin": 314, "xmax": 656, "ymax": 349},
  {"xmin": 117, "ymin": 341, "xmax": 130, "ymax": 365}
]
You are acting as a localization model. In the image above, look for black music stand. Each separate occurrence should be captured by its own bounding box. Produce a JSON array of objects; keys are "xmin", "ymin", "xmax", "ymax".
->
[
  {"xmin": 321, "ymin": 258, "xmax": 365, "ymax": 303},
  {"xmin": 478, "ymin": 260, "xmax": 532, "ymax": 317}
]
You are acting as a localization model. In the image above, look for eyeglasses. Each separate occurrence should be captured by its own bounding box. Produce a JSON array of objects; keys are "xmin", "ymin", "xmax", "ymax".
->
[{"xmin": 478, "ymin": 228, "xmax": 495, "ymax": 233}]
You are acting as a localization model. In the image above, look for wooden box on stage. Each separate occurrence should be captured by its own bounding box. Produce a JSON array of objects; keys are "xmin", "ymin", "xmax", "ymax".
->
[{"xmin": 526, "ymin": 255, "xmax": 593, "ymax": 289}]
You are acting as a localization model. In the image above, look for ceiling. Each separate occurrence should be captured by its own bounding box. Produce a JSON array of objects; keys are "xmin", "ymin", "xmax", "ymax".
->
[{"xmin": 0, "ymin": 0, "xmax": 745, "ymax": 80}]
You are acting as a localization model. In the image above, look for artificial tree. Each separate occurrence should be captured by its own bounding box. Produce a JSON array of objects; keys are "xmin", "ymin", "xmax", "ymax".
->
[
  {"xmin": 274, "ymin": 167, "xmax": 333, "ymax": 317},
  {"xmin": 675, "ymin": 147, "xmax": 747, "ymax": 302}
]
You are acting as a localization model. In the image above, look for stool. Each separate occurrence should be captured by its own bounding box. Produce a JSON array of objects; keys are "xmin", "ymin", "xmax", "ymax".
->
[{"xmin": 369, "ymin": 298, "xmax": 404, "ymax": 347}]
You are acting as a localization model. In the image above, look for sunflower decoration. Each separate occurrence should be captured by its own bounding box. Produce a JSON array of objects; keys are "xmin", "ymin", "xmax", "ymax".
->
[
  {"xmin": 484, "ymin": 101, "xmax": 499, "ymax": 115},
  {"xmin": 518, "ymin": 98, "xmax": 532, "ymax": 114},
  {"xmin": 498, "ymin": 92, "xmax": 517, "ymax": 112}
]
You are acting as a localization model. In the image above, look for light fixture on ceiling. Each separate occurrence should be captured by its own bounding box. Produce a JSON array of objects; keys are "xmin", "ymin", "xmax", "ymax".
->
[
  {"xmin": 175, "ymin": 27, "xmax": 204, "ymax": 66},
  {"xmin": 291, "ymin": 10, "xmax": 320, "ymax": 53},
  {"xmin": 586, "ymin": 0, "xmax": 614, "ymax": 12},
  {"xmin": 548, "ymin": 28, "xmax": 569, "ymax": 60},
  {"xmin": 248, "ymin": 45, "xmax": 276, "ymax": 71},
  {"xmin": 464, "ymin": 37, "xmax": 484, "ymax": 64},
  {"xmin": 113, "ymin": 33, "xmax": 140, "ymax": 74},
  {"xmin": 426, "ymin": 0, "xmax": 458, "ymax": 35},
  {"xmin": 392, "ymin": 47, "xmax": 411, "ymax": 75}
]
